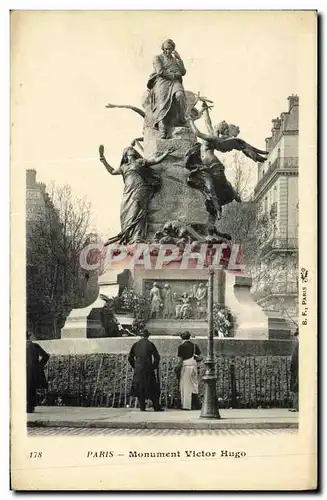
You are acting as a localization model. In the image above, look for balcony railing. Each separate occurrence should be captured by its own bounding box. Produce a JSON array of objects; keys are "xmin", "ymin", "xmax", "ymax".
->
[
  {"xmin": 259, "ymin": 237, "xmax": 298, "ymax": 255},
  {"xmin": 254, "ymin": 156, "xmax": 298, "ymax": 194},
  {"xmin": 263, "ymin": 237, "xmax": 298, "ymax": 249},
  {"xmin": 253, "ymin": 281, "xmax": 299, "ymax": 300}
]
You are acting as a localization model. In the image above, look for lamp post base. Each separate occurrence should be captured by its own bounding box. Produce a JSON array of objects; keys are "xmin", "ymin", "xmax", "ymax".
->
[{"xmin": 200, "ymin": 360, "xmax": 221, "ymax": 419}]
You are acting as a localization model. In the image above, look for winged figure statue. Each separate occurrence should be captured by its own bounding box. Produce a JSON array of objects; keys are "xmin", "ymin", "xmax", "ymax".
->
[{"xmin": 189, "ymin": 102, "xmax": 268, "ymax": 163}]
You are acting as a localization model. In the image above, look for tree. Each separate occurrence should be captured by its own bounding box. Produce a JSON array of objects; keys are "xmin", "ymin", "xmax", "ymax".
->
[
  {"xmin": 228, "ymin": 151, "xmax": 255, "ymax": 201},
  {"xmin": 218, "ymin": 199, "xmax": 257, "ymax": 265},
  {"xmin": 26, "ymin": 184, "xmax": 98, "ymax": 339}
]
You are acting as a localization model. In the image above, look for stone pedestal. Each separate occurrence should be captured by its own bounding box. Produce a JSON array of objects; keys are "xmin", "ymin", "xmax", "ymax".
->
[
  {"xmin": 61, "ymin": 270, "xmax": 119, "ymax": 339},
  {"xmin": 37, "ymin": 337, "xmax": 295, "ymax": 357},
  {"xmin": 266, "ymin": 312, "xmax": 291, "ymax": 339},
  {"xmin": 224, "ymin": 272, "xmax": 269, "ymax": 340},
  {"xmin": 60, "ymin": 268, "xmax": 271, "ymax": 341}
]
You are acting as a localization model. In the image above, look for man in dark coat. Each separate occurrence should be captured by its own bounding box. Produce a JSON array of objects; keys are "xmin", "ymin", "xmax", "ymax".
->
[
  {"xmin": 128, "ymin": 330, "xmax": 163, "ymax": 411},
  {"xmin": 289, "ymin": 328, "xmax": 299, "ymax": 412},
  {"xmin": 26, "ymin": 332, "xmax": 50, "ymax": 413}
]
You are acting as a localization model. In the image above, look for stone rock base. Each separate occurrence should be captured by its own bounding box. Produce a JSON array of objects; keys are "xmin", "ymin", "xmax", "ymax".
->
[{"xmin": 143, "ymin": 126, "xmax": 210, "ymax": 239}]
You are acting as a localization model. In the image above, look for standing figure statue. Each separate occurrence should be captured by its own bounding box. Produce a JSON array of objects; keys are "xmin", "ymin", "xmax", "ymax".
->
[
  {"xmin": 179, "ymin": 293, "xmax": 192, "ymax": 320},
  {"xmin": 99, "ymin": 145, "xmax": 172, "ymax": 245},
  {"xmin": 149, "ymin": 282, "xmax": 162, "ymax": 319},
  {"xmin": 195, "ymin": 282, "xmax": 207, "ymax": 319},
  {"xmin": 147, "ymin": 39, "xmax": 187, "ymax": 138},
  {"xmin": 162, "ymin": 283, "xmax": 175, "ymax": 319}
]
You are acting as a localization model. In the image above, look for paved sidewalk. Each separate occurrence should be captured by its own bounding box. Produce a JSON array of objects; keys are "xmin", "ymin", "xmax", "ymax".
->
[{"xmin": 27, "ymin": 407, "xmax": 298, "ymax": 430}]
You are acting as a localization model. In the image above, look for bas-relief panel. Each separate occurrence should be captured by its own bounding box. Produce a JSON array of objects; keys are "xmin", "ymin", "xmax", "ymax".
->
[{"xmin": 143, "ymin": 279, "xmax": 208, "ymax": 320}]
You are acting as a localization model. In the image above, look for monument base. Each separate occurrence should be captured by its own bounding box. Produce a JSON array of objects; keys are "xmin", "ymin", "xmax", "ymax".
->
[
  {"xmin": 60, "ymin": 266, "xmax": 273, "ymax": 340},
  {"xmin": 60, "ymin": 302, "xmax": 105, "ymax": 339},
  {"xmin": 133, "ymin": 267, "xmax": 269, "ymax": 340},
  {"xmin": 145, "ymin": 319, "xmax": 207, "ymax": 336},
  {"xmin": 37, "ymin": 337, "xmax": 295, "ymax": 357},
  {"xmin": 61, "ymin": 270, "xmax": 119, "ymax": 339},
  {"xmin": 224, "ymin": 273, "xmax": 269, "ymax": 340}
]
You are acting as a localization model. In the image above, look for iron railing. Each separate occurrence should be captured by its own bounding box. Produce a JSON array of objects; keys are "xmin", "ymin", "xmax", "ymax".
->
[
  {"xmin": 254, "ymin": 156, "xmax": 298, "ymax": 194},
  {"xmin": 44, "ymin": 353, "xmax": 294, "ymax": 409}
]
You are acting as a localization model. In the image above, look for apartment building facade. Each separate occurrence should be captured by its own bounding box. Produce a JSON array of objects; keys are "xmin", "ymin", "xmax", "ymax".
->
[{"xmin": 253, "ymin": 95, "xmax": 299, "ymax": 327}]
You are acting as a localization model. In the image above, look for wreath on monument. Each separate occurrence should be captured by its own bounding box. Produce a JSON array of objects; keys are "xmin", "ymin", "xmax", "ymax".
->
[
  {"xmin": 120, "ymin": 288, "xmax": 150, "ymax": 334},
  {"xmin": 213, "ymin": 304, "xmax": 235, "ymax": 338}
]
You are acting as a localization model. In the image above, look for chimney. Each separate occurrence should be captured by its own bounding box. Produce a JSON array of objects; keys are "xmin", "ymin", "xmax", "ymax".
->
[
  {"xmin": 26, "ymin": 169, "xmax": 36, "ymax": 187},
  {"xmin": 271, "ymin": 117, "xmax": 282, "ymax": 146},
  {"xmin": 265, "ymin": 137, "xmax": 273, "ymax": 153},
  {"xmin": 280, "ymin": 112, "xmax": 288, "ymax": 131},
  {"xmin": 287, "ymin": 94, "xmax": 299, "ymax": 111},
  {"xmin": 272, "ymin": 118, "xmax": 281, "ymax": 131}
]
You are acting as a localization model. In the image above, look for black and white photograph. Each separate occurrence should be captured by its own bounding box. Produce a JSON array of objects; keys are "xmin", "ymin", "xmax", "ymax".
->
[{"xmin": 10, "ymin": 9, "xmax": 317, "ymax": 491}]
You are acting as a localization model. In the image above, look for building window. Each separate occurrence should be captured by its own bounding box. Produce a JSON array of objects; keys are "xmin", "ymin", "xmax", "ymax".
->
[
  {"xmin": 273, "ymin": 185, "xmax": 277, "ymax": 203},
  {"xmin": 264, "ymin": 196, "xmax": 268, "ymax": 213}
]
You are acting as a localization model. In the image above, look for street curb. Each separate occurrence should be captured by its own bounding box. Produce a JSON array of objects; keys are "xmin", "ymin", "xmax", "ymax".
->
[{"xmin": 27, "ymin": 420, "xmax": 299, "ymax": 430}]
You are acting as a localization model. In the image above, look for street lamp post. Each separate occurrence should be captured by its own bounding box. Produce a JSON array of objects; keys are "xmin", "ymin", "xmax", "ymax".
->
[{"xmin": 200, "ymin": 267, "xmax": 221, "ymax": 419}]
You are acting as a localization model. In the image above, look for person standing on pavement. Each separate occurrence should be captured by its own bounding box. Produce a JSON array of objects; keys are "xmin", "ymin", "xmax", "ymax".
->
[
  {"xmin": 176, "ymin": 331, "xmax": 202, "ymax": 410},
  {"xmin": 128, "ymin": 329, "xmax": 163, "ymax": 411},
  {"xmin": 26, "ymin": 331, "xmax": 50, "ymax": 413},
  {"xmin": 289, "ymin": 328, "xmax": 299, "ymax": 412}
]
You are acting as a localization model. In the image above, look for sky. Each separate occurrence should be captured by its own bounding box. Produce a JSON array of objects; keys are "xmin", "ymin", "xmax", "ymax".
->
[{"xmin": 11, "ymin": 10, "xmax": 311, "ymax": 237}]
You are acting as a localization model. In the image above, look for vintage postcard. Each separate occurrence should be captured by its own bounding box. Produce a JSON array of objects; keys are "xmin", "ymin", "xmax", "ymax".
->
[{"xmin": 10, "ymin": 10, "xmax": 317, "ymax": 491}]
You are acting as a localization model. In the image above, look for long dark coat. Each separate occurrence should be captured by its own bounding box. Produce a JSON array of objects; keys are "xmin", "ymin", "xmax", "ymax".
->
[
  {"xmin": 27, "ymin": 341, "xmax": 50, "ymax": 388},
  {"xmin": 290, "ymin": 342, "xmax": 299, "ymax": 393},
  {"xmin": 128, "ymin": 338, "xmax": 160, "ymax": 399},
  {"xmin": 26, "ymin": 340, "xmax": 50, "ymax": 410}
]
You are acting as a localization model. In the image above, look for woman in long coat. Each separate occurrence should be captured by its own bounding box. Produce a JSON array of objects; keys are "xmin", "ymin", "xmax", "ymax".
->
[{"xmin": 128, "ymin": 330, "xmax": 163, "ymax": 411}]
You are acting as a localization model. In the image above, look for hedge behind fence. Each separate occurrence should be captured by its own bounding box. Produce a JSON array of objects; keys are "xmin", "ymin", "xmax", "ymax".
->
[{"xmin": 44, "ymin": 354, "xmax": 293, "ymax": 409}]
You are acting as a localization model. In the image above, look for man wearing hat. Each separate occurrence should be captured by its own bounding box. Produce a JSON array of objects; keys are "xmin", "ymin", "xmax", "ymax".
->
[{"xmin": 128, "ymin": 330, "xmax": 163, "ymax": 411}]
